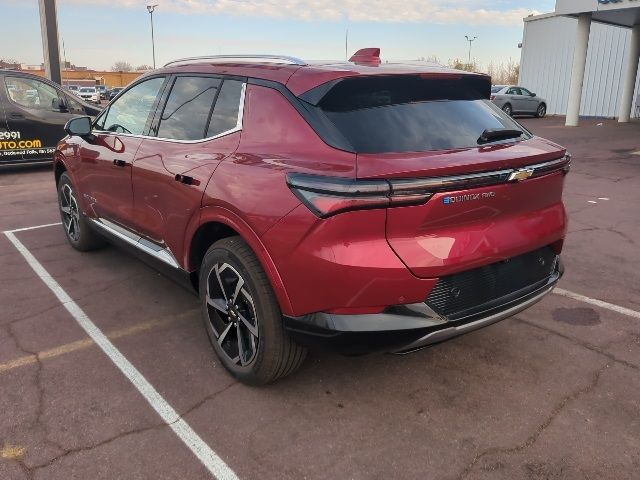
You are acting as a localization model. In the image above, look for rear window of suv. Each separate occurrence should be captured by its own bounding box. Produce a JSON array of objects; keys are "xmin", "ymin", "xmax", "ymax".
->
[{"xmin": 313, "ymin": 76, "xmax": 529, "ymax": 154}]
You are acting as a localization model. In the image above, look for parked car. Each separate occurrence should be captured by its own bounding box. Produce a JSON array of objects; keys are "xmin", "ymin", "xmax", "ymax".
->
[
  {"xmin": 0, "ymin": 69, "xmax": 102, "ymax": 166},
  {"xmin": 54, "ymin": 50, "xmax": 569, "ymax": 384},
  {"xmin": 491, "ymin": 85, "xmax": 547, "ymax": 117},
  {"xmin": 78, "ymin": 86, "xmax": 99, "ymax": 103},
  {"xmin": 108, "ymin": 87, "xmax": 123, "ymax": 100},
  {"xmin": 95, "ymin": 85, "xmax": 108, "ymax": 100},
  {"xmin": 66, "ymin": 84, "xmax": 80, "ymax": 94}
]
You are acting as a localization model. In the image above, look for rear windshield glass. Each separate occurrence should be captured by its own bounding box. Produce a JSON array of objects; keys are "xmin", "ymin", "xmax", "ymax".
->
[
  {"xmin": 315, "ymin": 76, "xmax": 528, "ymax": 154},
  {"xmin": 491, "ymin": 85, "xmax": 504, "ymax": 93}
]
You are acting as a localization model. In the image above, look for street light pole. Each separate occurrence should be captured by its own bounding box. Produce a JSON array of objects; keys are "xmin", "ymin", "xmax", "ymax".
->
[
  {"xmin": 147, "ymin": 4, "xmax": 158, "ymax": 69},
  {"xmin": 465, "ymin": 35, "xmax": 477, "ymax": 65}
]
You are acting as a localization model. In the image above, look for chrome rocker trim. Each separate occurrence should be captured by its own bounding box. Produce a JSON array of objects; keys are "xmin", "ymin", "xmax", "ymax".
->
[{"xmin": 89, "ymin": 218, "xmax": 181, "ymax": 269}]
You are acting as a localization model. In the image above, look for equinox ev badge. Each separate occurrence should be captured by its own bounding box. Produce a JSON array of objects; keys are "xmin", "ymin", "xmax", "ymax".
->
[
  {"xmin": 443, "ymin": 191, "xmax": 496, "ymax": 205},
  {"xmin": 508, "ymin": 167, "xmax": 535, "ymax": 182}
]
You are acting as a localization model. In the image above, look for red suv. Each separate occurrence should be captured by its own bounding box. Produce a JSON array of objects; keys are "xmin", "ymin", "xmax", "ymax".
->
[{"xmin": 55, "ymin": 50, "xmax": 568, "ymax": 384}]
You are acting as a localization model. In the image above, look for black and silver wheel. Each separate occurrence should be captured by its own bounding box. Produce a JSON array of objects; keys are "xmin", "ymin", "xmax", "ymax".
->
[
  {"xmin": 199, "ymin": 236, "xmax": 307, "ymax": 385},
  {"xmin": 536, "ymin": 103, "xmax": 547, "ymax": 118},
  {"xmin": 502, "ymin": 103, "xmax": 513, "ymax": 116},
  {"xmin": 57, "ymin": 172, "xmax": 105, "ymax": 251}
]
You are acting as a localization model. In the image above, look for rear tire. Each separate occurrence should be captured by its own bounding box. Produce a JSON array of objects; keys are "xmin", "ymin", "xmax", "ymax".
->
[
  {"xmin": 199, "ymin": 236, "xmax": 307, "ymax": 385},
  {"xmin": 502, "ymin": 103, "xmax": 513, "ymax": 116},
  {"xmin": 57, "ymin": 172, "xmax": 106, "ymax": 251},
  {"xmin": 536, "ymin": 103, "xmax": 547, "ymax": 118}
]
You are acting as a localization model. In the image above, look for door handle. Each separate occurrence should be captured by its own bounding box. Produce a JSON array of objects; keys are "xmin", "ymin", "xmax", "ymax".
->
[
  {"xmin": 9, "ymin": 112, "xmax": 25, "ymax": 119},
  {"xmin": 113, "ymin": 159, "xmax": 129, "ymax": 167},
  {"xmin": 175, "ymin": 174, "xmax": 194, "ymax": 185}
]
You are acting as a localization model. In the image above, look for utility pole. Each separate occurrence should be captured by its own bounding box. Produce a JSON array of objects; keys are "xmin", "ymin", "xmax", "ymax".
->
[
  {"xmin": 147, "ymin": 4, "xmax": 158, "ymax": 69},
  {"xmin": 345, "ymin": 28, "xmax": 349, "ymax": 61},
  {"xmin": 465, "ymin": 35, "xmax": 477, "ymax": 65},
  {"xmin": 38, "ymin": 0, "xmax": 62, "ymax": 84}
]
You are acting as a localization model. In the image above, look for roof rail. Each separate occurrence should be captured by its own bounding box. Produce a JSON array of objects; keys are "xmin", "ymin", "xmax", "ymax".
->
[{"xmin": 164, "ymin": 55, "xmax": 307, "ymax": 67}]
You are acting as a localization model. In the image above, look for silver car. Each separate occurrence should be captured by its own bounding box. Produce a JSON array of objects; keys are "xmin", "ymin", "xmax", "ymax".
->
[{"xmin": 491, "ymin": 85, "xmax": 547, "ymax": 118}]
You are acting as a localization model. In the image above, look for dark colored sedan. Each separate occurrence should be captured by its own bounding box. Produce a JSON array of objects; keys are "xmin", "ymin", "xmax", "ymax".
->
[
  {"xmin": 108, "ymin": 87, "xmax": 124, "ymax": 100},
  {"xmin": 0, "ymin": 69, "xmax": 102, "ymax": 166}
]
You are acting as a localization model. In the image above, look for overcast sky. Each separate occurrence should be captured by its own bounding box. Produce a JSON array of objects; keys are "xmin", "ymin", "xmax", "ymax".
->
[{"xmin": 2, "ymin": 0, "xmax": 556, "ymax": 71}]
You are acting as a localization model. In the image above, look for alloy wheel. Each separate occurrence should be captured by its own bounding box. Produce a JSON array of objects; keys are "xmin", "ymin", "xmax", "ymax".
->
[
  {"xmin": 60, "ymin": 183, "xmax": 80, "ymax": 242},
  {"xmin": 205, "ymin": 262, "xmax": 259, "ymax": 366},
  {"xmin": 538, "ymin": 105, "xmax": 546, "ymax": 117}
]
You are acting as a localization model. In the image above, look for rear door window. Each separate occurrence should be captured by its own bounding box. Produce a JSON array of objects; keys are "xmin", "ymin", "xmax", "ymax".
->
[
  {"xmin": 206, "ymin": 80, "xmax": 243, "ymax": 138},
  {"xmin": 157, "ymin": 76, "xmax": 221, "ymax": 141},
  {"xmin": 314, "ymin": 76, "xmax": 529, "ymax": 154}
]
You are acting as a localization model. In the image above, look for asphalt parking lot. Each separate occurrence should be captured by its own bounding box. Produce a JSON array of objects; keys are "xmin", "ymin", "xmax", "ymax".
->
[{"xmin": 1, "ymin": 116, "xmax": 639, "ymax": 480}]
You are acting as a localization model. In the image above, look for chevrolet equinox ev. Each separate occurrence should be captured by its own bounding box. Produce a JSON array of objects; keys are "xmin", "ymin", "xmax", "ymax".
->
[{"xmin": 54, "ymin": 49, "xmax": 569, "ymax": 384}]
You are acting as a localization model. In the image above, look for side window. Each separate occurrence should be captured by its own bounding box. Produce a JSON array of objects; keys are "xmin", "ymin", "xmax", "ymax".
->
[
  {"xmin": 97, "ymin": 77, "xmax": 165, "ymax": 135},
  {"xmin": 65, "ymin": 94, "xmax": 85, "ymax": 114},
  {"xmin": 207, "ymin": 80, "xmax": 244, "ymax": 138},
  {"xmin": 5, "ymin": 76, "xmax": 60, "ymax": 110},
  {"xmin": 507, "ymin": 87, "xmax": 522, "ymax": 95},
  {"xmin": 157, "ymin": 76, "xmax": 221, "ymax": 140}
]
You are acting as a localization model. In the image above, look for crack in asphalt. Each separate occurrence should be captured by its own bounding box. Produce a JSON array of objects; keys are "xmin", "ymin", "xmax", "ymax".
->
[
  {"xmin": 515, "ymin": 318, "xmax": 639, "ymax": 372},
  {"xmin": 455, "ymin": 363, "xmax": 610, "ymax": 480},
  {"xmin": 9, "ymin": 381, "xmax": 238, "ymax": 477}
]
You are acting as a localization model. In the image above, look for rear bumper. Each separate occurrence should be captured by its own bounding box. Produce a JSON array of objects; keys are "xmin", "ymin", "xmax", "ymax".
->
[{"xmin": 283, "ymin": 257, "xmax": 563, "ymax": 355}]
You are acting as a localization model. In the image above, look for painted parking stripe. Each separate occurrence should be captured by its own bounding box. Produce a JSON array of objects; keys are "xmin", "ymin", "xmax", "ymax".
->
[
  {"xmin": 5, "ymin": 222, "xmax": 62, "ymax": 233},
  {"xmin": 4, "ymin": 230, "xmax": 239, "ymax": 480},
  {"xmin": 554, "ymin": 288, "xmax": 640, "ymax": 320}
]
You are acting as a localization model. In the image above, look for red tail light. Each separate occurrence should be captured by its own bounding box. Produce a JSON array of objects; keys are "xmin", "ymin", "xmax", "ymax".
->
[
  {"xmin": 490, "ymin": 95, "xmax": 496, "ymax": 101},
  {"xmin": 286, "ymin": 174, "xmax": 430, "ymax": 218}
]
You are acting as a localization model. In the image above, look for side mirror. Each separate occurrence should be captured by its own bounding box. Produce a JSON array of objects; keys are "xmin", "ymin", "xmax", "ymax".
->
[
  {"xmin": 64, "ymin": 116, "xmax": 92, "ymax": 137},
  {"xmin": 530, "ymin": 92, "xmax": 536, "ymax": 97}
]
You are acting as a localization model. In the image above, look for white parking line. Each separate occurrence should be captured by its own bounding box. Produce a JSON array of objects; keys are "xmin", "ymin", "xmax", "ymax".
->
[
  {"xmin": 554, "ymin": 288, "xmax": 640, "ymax": 320},
  {"xmin": 5, "ymin": 222, "xmax": 62, "ymax": 233},
  {"xmin": 3, "ymin": 230, "xmax": 239, "ymax": 480}
]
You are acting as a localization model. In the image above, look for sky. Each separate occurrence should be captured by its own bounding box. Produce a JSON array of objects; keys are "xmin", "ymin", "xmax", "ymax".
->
[{"xmin": 1, "ymin": 0, "xmax": 556, "ymax": 71}]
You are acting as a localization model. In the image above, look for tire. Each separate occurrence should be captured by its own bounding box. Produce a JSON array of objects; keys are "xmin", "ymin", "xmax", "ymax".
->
[
  {"xmin": 57, "ymin": 172, "xmax": 106, "ymax": 251},
  {"xmin": 199, "ymin": 236, "xmax": 307, "ymax": 385},
  {"xmin": 536, "ymin": 103, "xmax": 547, "ymax": 118},
  {"xmin": 502, "ymin": 103, "xmax": 513, "ymax": 116}
]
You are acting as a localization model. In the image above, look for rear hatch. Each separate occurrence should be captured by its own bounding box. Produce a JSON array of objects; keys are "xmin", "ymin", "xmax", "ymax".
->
[{"xmin": 306, "ymin": 73, "xmax": 568, "ymax": 279}]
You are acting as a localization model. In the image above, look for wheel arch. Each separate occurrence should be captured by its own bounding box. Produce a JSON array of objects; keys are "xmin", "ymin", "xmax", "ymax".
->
[{"xmin": 185, "ymin": 206, "xmax": 294, "ymax": 316}]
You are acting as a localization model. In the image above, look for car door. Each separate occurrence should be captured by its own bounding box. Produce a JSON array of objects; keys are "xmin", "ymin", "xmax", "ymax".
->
[
  {"xmin": 131, "ymin": 75, "xmax": 245, "ymax": 260},
  {"xmin": 518, "ymin": 87, "xmax": 538, "ymax": 113},
  {"xmin": 505, "ymin": 87, "xmax": 525, "ymax": 112},
  {"xmin": 1, "ymin": 74, "xmax": 88, "ymax": 163},
  {"xmin": 74, "ymin": 76, "xmax": 167, "ymax": 227}
]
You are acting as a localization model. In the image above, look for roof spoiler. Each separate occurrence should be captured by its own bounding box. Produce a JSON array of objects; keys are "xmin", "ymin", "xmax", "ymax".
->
[{"xmin": 349, "ymin": 48, "xmax": 381, "ymax": 65}]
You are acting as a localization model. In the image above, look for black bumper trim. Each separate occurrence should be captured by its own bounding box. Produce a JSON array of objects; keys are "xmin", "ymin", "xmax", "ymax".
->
[{"xmin": 283, "ymin": 257, "xmax": 563, "ymax": 355}]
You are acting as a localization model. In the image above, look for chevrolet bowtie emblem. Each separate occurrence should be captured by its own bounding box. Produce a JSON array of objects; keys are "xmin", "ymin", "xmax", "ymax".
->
[{"xmin": 508, "ymin": 168, "xmax": 535, "ymax": 182}]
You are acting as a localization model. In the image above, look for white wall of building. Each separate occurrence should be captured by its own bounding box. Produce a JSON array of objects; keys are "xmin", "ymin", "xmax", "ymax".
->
[{"xmin": 519, "ymin": 14, "xmax": 640, "ymax": 118}]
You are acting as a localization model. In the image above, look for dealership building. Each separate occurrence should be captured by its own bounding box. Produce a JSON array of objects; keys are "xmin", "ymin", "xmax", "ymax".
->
[{"xmin": 519, "ymin": 0, "xmax": 640, "ymax": 124}]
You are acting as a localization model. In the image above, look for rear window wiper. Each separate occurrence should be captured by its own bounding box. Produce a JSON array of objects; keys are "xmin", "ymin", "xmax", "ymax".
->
[{"xmin": 477, "ymin": 128, "xmax": 523, "ymax": 144}]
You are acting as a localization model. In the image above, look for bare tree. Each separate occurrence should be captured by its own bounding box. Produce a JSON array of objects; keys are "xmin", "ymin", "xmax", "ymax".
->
[
  {"xmin": 486, "ymin": 59, "xmax": 520, "ymax": 85},
  {"xmin": 111, "ymin": 61, "xmax": 133, "ymax": 72},
  {"xmin": 135, "ymin": 64, "xmax": 153, "ymax": 71},
  {"xmin": 447, "ymin": 58, "xmax": 479, "ymax": 72}
]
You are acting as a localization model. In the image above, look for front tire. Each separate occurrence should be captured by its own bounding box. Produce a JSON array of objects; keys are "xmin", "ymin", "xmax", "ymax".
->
[
  {"xmin": 199, "ymin": 236, "xmax": 307, "ymax": 385},
  {"xmin": 502, "ymin": 103, "xmax": 513, "ymax": 116},
  {"xmin": 57, "ymin": 172, "xmax": 106, "ymax": 251},
  {"xmin": 536, "ymin": 103, "xmax": 547, "ymax": 118}
]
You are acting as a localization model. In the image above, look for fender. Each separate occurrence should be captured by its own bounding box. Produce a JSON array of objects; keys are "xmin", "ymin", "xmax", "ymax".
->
[
  {"xmin": 184, "ymin": 204, "xmax": 294, "ymax": 316},
  {"xmin": 53, "ymin": 143, "xmax": 95, "ymax": 216}
]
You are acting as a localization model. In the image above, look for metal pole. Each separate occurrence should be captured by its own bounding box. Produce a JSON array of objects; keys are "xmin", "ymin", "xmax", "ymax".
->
[
  {"xmin": 38, "ymin": 0, "xmax": 62, "ymax": 85},
  {"xmin": 345, "ymin": 29, "xmax": 348, "ymax": 61},
  {"xmin": 150, "ymin": 10, "xmax": 156, "ymax": 69},
  {"xmin": 147, "ymin": 4, "xmax": 158, "ymax": 69}
]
